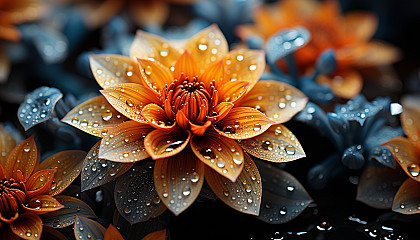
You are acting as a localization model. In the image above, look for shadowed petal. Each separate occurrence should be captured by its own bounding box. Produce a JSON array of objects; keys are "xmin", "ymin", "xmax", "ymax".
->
[
  {"xmin": 74, "ymin": 216, "xmax": 106, "ymax": 240},
  {"xmin": 173, "ymin": 51, "xmax": 200, "ymax": 80},
  {"xmin": 384, "ymin": 137, "xmax": 420, "ymax": 181},
  {"xmin": 0, "ymin": 123, "xmax": 16, "ymax": 166},
  {"xmin": 137, "ymin": 59, "xmax": 174, "ymax": 94},
  {"xmin": 61, "ymin": 96, "xmax": 129, "ymax": 138},
  {"xmin": 183, "ymin": 25, "xmax": 228, "ymax": 72},
  {"xmin": 130, "ymin": 30, "xmax": 180, "ymax": 68},
  {"xmin": 154, "ymin": 148, "xmax": 205, "ymax": 215},
  {"xmin": 205, "ymin": 153, "xmax": 261, "ymax": 215},
  {"xmin": 5, "ymin": 136, "xmax": 39, "ymax": 181},
  {"xmin": 22, "ymin": 195, "xmax": 64, "ymax": 214},
  {"xmin": 103, "ymin": 224, "xmax": 124, "ymax": 240},
  {"xmin": 237, "ymin": 80, "xmax": 308, "ymax": 123},
  {"xmin": 90, "ymin": 55, "xmax": 143, "ymax": 89},
  {"xmin": 25, "ymin": 169, "xmax": 55, "ymax": 199},
  {"xmin": 200, "ymin": 60, "xmax": 225, "ymax": 90},
  {"xmin": 400, "ymin": 104, "xmax": 420, "ymax": 150},
  {"xmin": 129, "ymin": 0, "xmax": 169, "ymax": 27},
  {"xmin": 191, "ymin": 131, "xmax": 244, "ymax": 182},
  {"xmin": 240, "ymin": 124, "xmax": 306, "ymax": 163},
  {"xmin": 343, "ymin": 12, "xmax": 377, "ymax": 43},
  {"xmin": 213, "ymin": 107, "xmax": 274, "ymax": 140},
  {"xmin": 317, "ymin": 69, "xmax": 363, "ymax": 99},
  {"xmin": 393, "ymin": 178, "xmax": 420, "ymax": 214},
  {"xmin": 143, "ymin": 229, "xmax": 167, "ymax": 240},
  {"xmin": 82, "ymin": 141, "xmax": 134, "ymax": 191},
  {"xmin": 39, "ymin": 226, "xmax": 67, "ymax": 240},
  {"xmin": 190, "ymin": 121, "xmax": 211, "ymax": 136},
  {"xmin": 354, "ymin": 41, "xmax": 400, "ymax": 66},
  {"xmin": 100, "ymin": 83, "xmax": 161, "ymax": 122},
  {"xmin": 206, "ymin": 102, "xmax": 234, "ymax": 123},
  {"xmin": 10, "ymin": 213, "xmax": 42, "ymax": 240},
  {"xmin": 99, "ymin": 121, "xmax": 154, "ymax": 163},
  {"xmin": 217, "ymin": 80, "xmax": 249, "ymax": 104},
  {"xmin": 82, "ymin": 0, "xmax": 124, "ymax": 28},
  {"xmin": 144, "ymin": 129, "xmax": 191, "ymax": 160},
  {"xmin": 36, "ymin": 150, "xmax": 86, "ymax": 196},
  {"xmin": 141, "ymin": 104, "xmax": 175, "ymax": 130}
]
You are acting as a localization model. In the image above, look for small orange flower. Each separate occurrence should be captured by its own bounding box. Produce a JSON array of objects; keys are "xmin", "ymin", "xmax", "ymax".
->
[
  {"xmin": 63, "ymin": 25, "xmax": 308, "ymax": 215},
  {"xmin": 237, "ymin": 0, "xmax": 400, "ymax": 99}
]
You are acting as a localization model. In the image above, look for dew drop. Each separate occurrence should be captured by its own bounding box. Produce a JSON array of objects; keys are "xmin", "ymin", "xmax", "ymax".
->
[
  {"xmin": 160, "ymin": 49, "xmax": 169, "ymax": 57},
  {"xmin": 199, "ymin": 148, "xmax": 216, "ymax": 159},
  {"xmin": 279, "ymin": 206, "xmax": 287, "ymax": 215},
  {"xmin": 79, "ymin": 119, "xmax": 89, "ymax": 127},
  {"xmin": 164, "ymin": 140, "xmax": 185, "ymax": 152},
  {"xmin": 123, "ymin": 205, "xmax": 132, "ymax": 214},
  {"xmin": 144, "ymin": 66, "xmax": 152, "ymax": 75},
  {"xmin": 71, "ymin": 117, "xmax": 79, "ymax": 124},
  {"xmin": 191, "ymin": 173, "xmax": 199, "ymax": 183},
  {"xmin": 287, "ymin": 186, "xmax": 295, "ymax": 192},
  {"xmin": 126, "ymin": 99, "xmax": 134, "ymax": 107},
  {"xmin": 249, "ymin": 65, "xmax": 257, "ymax": 71},
  {"xmin": 102, "ymin": 110, "xmax": 112, "ymax": 121},
  {"xmin": 222, "ymin": 125, "xmax": 236, "ymax": 134},
  {"xmin": 262, "ymin": 141, "xmax": 273, "ymax": 150},
  {"xmin": 217, "ymin": 160, "xmax": 225, "ymax": 168},
  {"xmin": 285, "ymin": 145, "xmax": 295, "ymax": 155},
  {"xmin": 198, "ymin": 44, "xmax": 208, "ymax": 51},
  {"xmin": 26, "ymin": 231, "xmax": 32, "ymax": 237},
  {"xmin": 223, "ymin": 191, "xmax": 229, "ymax": 197},
  {"xmin": 182, "ymin": 185, "xmax": 191, "ymax": 196},
  {"xmin": 408, "ymin": 163, "xmax": 419, "ymax": 177},
  {"xmin": 23, "ymin": 146, "xmax": 31, "ymax": 152},
  {"xmin": 253, "ymin": 123, "xmax": 261, "ymax": 131},
  {"xmin": 91, "ymin": 165, "xmax": 97, "ymax": 172}
]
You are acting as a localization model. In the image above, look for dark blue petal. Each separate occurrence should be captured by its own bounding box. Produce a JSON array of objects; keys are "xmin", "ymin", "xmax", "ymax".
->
[
  {"xmin": 315, "ymin": 49, "xmax": 337, "ymax": 75},
  {"xmin": 341, "ymin": 145, "xmax": 365, "ymax": 170},
  {"xmin": 326, "ymin": 112, "xmax": 350, "ymax": 135},
  {"xmin": 307, "ymin": 154, "xmax": 343, "ymax": 189}
]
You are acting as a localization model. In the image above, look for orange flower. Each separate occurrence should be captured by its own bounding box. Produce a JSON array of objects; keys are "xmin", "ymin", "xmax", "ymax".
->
[
  {"xmin": 0, "ymin": 125, "xmax": 86, "ymax": 239},
  {"xmin": 237, "ymin": 0, "xmax": 399, "ymax": 99},
  {"xmin": 63, "ymin": 25, "xmax": 308, "ymax": 215}
]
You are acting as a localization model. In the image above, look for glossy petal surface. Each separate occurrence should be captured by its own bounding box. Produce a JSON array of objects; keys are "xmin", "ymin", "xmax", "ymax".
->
[
  {"xmin": 141, "ymin": 104, "xmax": 175, "ymax": 130},
  {"xmin": 103, "ymin": 224, "xmax": 124, "ymax": 240},
  {"xmin": 5, "ymin": 136, "xmax": 39, "ymax": 181},
  {"xmin": 10, "ymin": 213, "xmax": 42, "ymax": 240},
  {"xmin": 22, "ymin": 195, "xmax": 64, "ymax": 214},
  {"xmin": 0, "ymin": 124, "xmax": 16, "ymax": 166},
  {"xmin": 25, "ymin": 169, "xmax": 55, "ymax": 199},
  {"xmin": 392, "ymin": 178, "xmax": 420, "ymax": 214},
  {"xmin": 400, "ymin": 105, "xmax": 420, "ymax": 150},
  {"xmin": 74, "ymin": 216, "xmax": 106, "ymax": 240},
  {"xmin": 144, "ymin": 129, "xmax": 191, "ymax": 160},
  {"xmin": 137, "ymin": 59, "xmax": 173, "ymax": 94},
  {"xmin": 384, "ymin": 137, "xmax": 420, "ymax": 182}
]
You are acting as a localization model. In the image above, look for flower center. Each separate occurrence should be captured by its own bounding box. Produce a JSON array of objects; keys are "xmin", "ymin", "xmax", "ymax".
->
[{"xmin": 0, "ymin": 178, "xmax": 26, "ymax": 221}]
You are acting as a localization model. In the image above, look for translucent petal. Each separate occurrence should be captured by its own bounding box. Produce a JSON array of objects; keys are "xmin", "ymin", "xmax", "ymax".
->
[
  {"xmin": 173, "ymin": 51, "xmax": 200, "ymax": 80},
  {"xmin": 4, "ymin": 136, "xmax": 39, "ymax": 181},
  {"xmin": 144, "ymin": 129, "xmax": 191, "ymax": 160},
  {"xmin": 199, "ymin": 60, "xmax": 225, "ymax": 90},
  {"xmin": 206, "ymin": 102, "xmax": 234, "ymax": 123},
  {"xmin": 137, "ymin": 59, "xmax": 173, "ymax": 94},
  {"xmin": 400, "ymin": 104, "xmax": 420, "ymax": 150},
  {"xmin": 316, "ymin": 69, "xmax": 363, "ymax": 99},
  {"xmin": 74, "ymin": 216, "xmax": 106, "ymax": 240},
  {"xmin": 354, "ymin": 41, "xmax": 400, "ymax": 67},
  {"xmin": 392, "ymin": 178, "xmax": 420, "ymax": 214},
  {"xmin": 141, "ymin": 104, "xmax": 175, "ymax": 130},
  {"xmin": 343, "ymin": 12, "xmax": 378, "ymax": 43},
  {"xmin": 22, "ymin": 195, "xmax": 64, "ymax": 214},
  {"xmin": 217, "ymin": 80, "xmax": 249, "ymax": 104},
  {"xmin": 0, "ymin": 123, "xmax": 16, "ymax": 166},
  {"xmin": 10, "ymin": 213, "xmax": 42, "ymax": 240}
]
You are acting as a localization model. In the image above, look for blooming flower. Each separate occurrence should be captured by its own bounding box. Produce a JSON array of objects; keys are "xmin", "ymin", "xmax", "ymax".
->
[{"xmin": 63, "ymin": 25, "xmax": 308, "ymax": 215}]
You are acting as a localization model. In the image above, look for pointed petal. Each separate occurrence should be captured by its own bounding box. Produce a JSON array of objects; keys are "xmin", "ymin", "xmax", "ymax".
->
[
  {"xmin": 356, "ymin": 165, "xmax": 405, "ymax": 209},
  {"xmin": 25, "ymin": 169, "xmax": 55, "ymax": 199},
  {"xmin": 137, "ymin": 59, "xmax": 174, "ymax": 94},
  {"xmin": 240, "ymin": 124, "xmax": 305, "ymax": 163},
  {"xmin": 175, "ymin": 111, "xmax": 190, "ymax": 130},
  {"xmin": 354, "ymin": 41, "xmax": 400, "ymax": 66},
  {"xmin": 129, "ymin": 0, "xmax": 169, "ymax": 26},
  {"xmin": 237, "ymin": 80, "xmax": 308, "ymax": 123},
  {"xmin": 22, "ymin": 195, "xmax": 64, "ymax": 214},
  {"xmin": 191, "ymin": 131, "xmax": 244, "ymax": 182},
  {"xmin": 316, "ymin": 70, "xmax": 363, "ymax": 99},
  {"xmin": 141, "ymin": 104, "xmax": 175, "ymax": 130},
  {"xmin": 100, "ymin": 83, "xmax": 161, "ymax": 122},
  {"xmin": 82, "ymin": 141, "xmax": 134, "ymax": 191},
  {"xmin": 189, "ymin": 121, "xmax": 211, "ymax": 136},
  {"xmin": 205, "ymin": 153, "xmax": 261, "ymax": 215},
  {"xmin": 36, "ymin": 150, "xmax": 86, "ymax": 196},
  {"xmin": 217, "ymin": 80, "xmax": 249, "ymax": 104},
  {"xmin": 142, "ymin": 229, "xmax": 167, "ymax": 240},
  {"xmin": 213, "ymin": 107, "xmax": 274, "ymax": 140},
  {"xmin": 222, "ymin": 49, "xmax": 265, "ymax": 92},
  {"xmin": 74, "ymin": 216, "xmax": 106, "ymax": 240},
  {"xmin": 99, "ymin": 121, "xmax": 153, "ymax": 163},
  {"xmin": 400, "ymin": 104, "xmax": 420, "ymax": 149},
  {"xmin": 392, "ymin": 178, "xmax": 420, "ymax": 214},
  {"xmin": 383, "ymin": 137, "xmax": 420, "ymax": 182},
  {"xmin": 89, "ymin": 54, "xmax": 143, "ymax": 89},
  {"xmin": 5, "ymin": 136, "xmax": 39, "ymax": 181},
  {"xmin": 0, "ymin": 123, "xmax": 16, "ymax": 166},
  {"xmin": 173, "ymin": 51, "xmax": 200, "ymax": 80},
  {"xmin": 10, "ymin": 213, "xmax": 42, "ymax": 240},
  {"xmin": 41, "ymin": 196, "xmax": 97, "ymax": 228},
  {"xmin": 343, "ymin": 12, "xmax": 378, "ymax": 43},
  {"xmin": 130, "ymin": 30, "xmax": 180, "ymax": 68},
  {"xmin": 144, "ymin": 129, "xmax": 191, "ymax": 160},
  {"xmin": 206, "ymin": 102, "xmax": 234, "ymax": 123},
  {"xmin": 183, "ymin": 25, "xmax": 228, "ymax": 72},
  {"xmin": 153, "ymin": 148, "xmax": 205, "ymax": 215},
  {"xmin": 61, "ymin": 95, "xmax": 129, "ymax": 138},
  {"xmin": 199, "ymin": 60, "xmax": 225, "ymax": 89},
  {"xmin": 115, "ymin": 166, "xmax": 165, "ymax": 224},
  {"xmin": 103, "ymin": 224, "xmax": 124, "ymax": 240}
]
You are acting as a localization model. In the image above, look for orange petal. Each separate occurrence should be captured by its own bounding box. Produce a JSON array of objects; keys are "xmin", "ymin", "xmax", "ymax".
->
[
  {"xmin": 130, "ymin": 30, "xmax": 180, "ymax": 68},
  {"xmin": 206, "ymin": 102, "xmax": 234, "ymax": 123},
  {"xmin": 217, "ymin": 80, "xmax": 249, "ymax": 104},
  {"xmin": 10, "ymin": 212, "xmax": 42, "ymax": 240},
  {"xmin": 190, "ymin": 121, "xmax": 211, "ymax": 136},
  {"xmin": 317, "ymin": 69, "xmax": 363, "ymax": 99},
  {"xmin": 153, "ymin": 148, "xmax": 205, "ymax": 215},
  {"xmin": 175, "ymin": 111, "xmax": 190, "ymax": 130},
  {"xmin": 82, "ymin": 0, "xmax": 123, "ymax": 28},
  {"xmin": 25, "ymin": 169, "xmax": 55, "ymax": 199},
  {"xmin": 137, "ymin": 58, "xmax": 174, "ymax": 94},
  {"xmin": 173, "ymin": 50, "xmax": 200, "ymax": 80},
  {"xmin": 0, "ymin": 46, "xmax": 10, "ymax": 83},
  {"xmin": 142, "ymin": 229, "xmax": 167, "ymax": 240},
  {"xmin": 0, "ymin": 24, "xmax": 21, "ymax": 42},
  {"xmin": 205, "ymin": 153, "xmax": 262, "ymax": 215},
  {"xmin": 144, "ymin": 129, "xmax": 191, "ymax": 160},
  {"xmin": 222, "ymin": 49, "xmax": 265, "ymax": 92},
  {"xmin": 213, "ymin": 107, "xmax": 274, "ymax": 140},
  {"xmin": 237, "ymin": 80, "xmax": 308, "ymax": 123},
  {"xmin": 22, "ymin": 195, "xmax": 64, "ymax": 214},
  {"xmin": 354, "ymin": 41, "xmax": 401, "ymax": 67},
  {"xmin": 103, "ymin": 224, "xmax": 124, "ymax": 240},
  {"xmin": 343, "ymin": 12, "xmax": 377, "ymax": 43},
  {"xmin": 199, "ymin": 60, "xmax": 225, "ymax": 90},
  {"xmin": 191, "ymin": 131, "xmax": 244, "ymax": 182},
  {"xmin": 383, "ymin": 137, "xmax": 420, "ymax": 181},
  {"xmin": 400, "ymin": 104, "xmax": 420, "ymax": 150},
  {"xmin": 74, "ymin": 216, "xmax": 106, "ymax": 240},
  {"xmin": 61, "ymin": 95, "xmax": 129, "ymax": 138},
  {"xmin": 40, "ymin": 226, "xmax": 68, "ymax": 240},
  {"xmin": 4, "ymin": 136, "xmax": 39, "ymax": 181},
  {"xmin": 89, "ymin": 54, "xmax": 143, "ymax": 89},
  {"xmin": 392, "ymin": 178, "xmax": 420, "ymax": 214},
  {"xmin": 129, "ymin": 0, "xmax": 169, "ymax": 26},
  {"xmin": 141, "ymin": 103, "xmax": 175, "ymax": 130},
  {"xmin": 98, "ymin": 121, "xmax": 154, "ymax": 163},
  {"xmin": 240, "ymin": 124, "xmax": 306, "ymax": 163},
  {"xmin": 36, "ymin": 150, "xmax": 86, "ymax": 196},
  {"xmin": 0, "ymin": 123, "xmax": 16, "ymax": 166},
  {"xmin": 100, "ymin": 83, "xmax": 161, "ymax": 122},
  {"xmin": 183, "ymin": 24, "xmax": 228, "ymax": 73}
]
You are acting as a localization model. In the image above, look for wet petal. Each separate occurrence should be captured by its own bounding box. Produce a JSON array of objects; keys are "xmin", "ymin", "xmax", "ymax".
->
[
  {"xmin": 392, "ymin": 178, "xmax": 420, "ymax": 214},
  {"xmin": 37, "ymin": 150, "xmax": 86, "ymax": 196},
  {"xmin": 400, "ymin": 104, "xmax": 420, "ymax": 150},
  {"xmin": 41, "ymin": 226, "xmax": 68, "ymax": 240},
  {"xmin": 191, "ymin": 131, "xmax": 244, "ymax": 182},
  {"xmin": 240, "ymin": 124, "xmax": 306, "ymax": 163},
  {"xmin": 130, "ymin": 30, "xmax": 180, "ymax": 68},
  {"xmin": 103, "ymin": 224, "xmax": 124, "ymax": 240},
  {"xmin": 100, "ymin": 83, "xmax": 161, "ymax": 122},
  {"xmin": 137, "ymin": 59, "xmax": 173, "ymax": 94},
  {"xmin": 82, "ymin": 141, "xmax": 134, "ymax": 191},
  {"xmin": 343, "ymin": 12, "xmax": 378, "ymax": 42},
  {"xmin": 173, "ymin": 51, "xmax": 200, "ymax": 80},
  {"xmin": 154, "ymin": 148, "xmax": 205, "ymax": 215},
  {"xmin": 200, "ymin": 60, "xmax": 225, "ymax": 90},
  {"xmin": 0, "ymin": 123, "xmax": 16, "ymax": 166},
  {"xmin": 61, "ymin": 95, "xmax": 129, "ymax": 138},
  {"xmin": 217, "ymin": 80, "xmax": 249, "ymax": 104},
  {"xmin": 189, "ymin": 121, "xmax": 211, "ymax": 136},
  {"xmin": 141, "ymin": 104, "xmax": 175, "ymax": 130},
  {"xmin": 144, "ymin": 129, "xmax": 191, "ymax": 160},
  {"xmin": 356, "ymin": 165, "xmax": 405, "ymax": 209},
  {"xmin": 5, "ymin": 136, "xmax": 39, "ymax": 181},
  {"xmin": 25, "ymin": 169, "xmax": 55, "ymax": 199},
  {"xmin": 74, "ymin": 216, "xmax": 106, "ymax": 240},
  {"xmin": 10, "ymin": 213, "xmax": 42, "ymax": 240},
  {"xmin": 316, "ymin": 69, "xmax": 363, "ymax": 99},
  {"xmin": 183, "ymin": 24, "xmax": 228, "ymax": 72},
  {"xmin": 22, "ymin": 195, "xmax": 64, "ymax": 214},
  {"xmin": 383, "ymin": 137, "xmax": 420, "ymax": 181},
  {"xmin": 205, "ymin": 153, "xmax": 261, "ymax": 215},
  {"xmin": 41, "ymin": 196, "xmax": 97, "ymax": 228},
  {"xmin": 354, "ymin": 41, "xmax": 400, "ymax": 66},
  {"xmin": 142, "ymin": 229, "xmax": 167, "ymax": 240},
  {"xmin": 89, "ymin": 54, "xmax": 142, "ymax": 89},
  {"xmin": 115, "ymin": 165, "xmax": 165, "ymax": 224},
  {"xmin": 206, "ymin": 102, "xmax": 234, "ymax": 123},
  {"xmin": 237, "ymin": 80, "xmax": 308, "ymax": 123},
  {"xmin": 214, "ymin": 107, "xmax": 274, "ymax": 140}
]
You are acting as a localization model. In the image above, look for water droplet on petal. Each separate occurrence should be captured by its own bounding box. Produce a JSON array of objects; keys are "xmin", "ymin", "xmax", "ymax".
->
[
  {"xmin": 123, "ymin": 205, "xmax": 131, "ymax": 214},
  {"xmin": 102, "ymin": 110, "xmax": 112, "ymax": 121},
  {"xmin": 279, "ymin": 206, "xmax": 287, "ymax": 215},
  {"xmin": 182, "ymin": 185, "xmax": 191, "ymax": 196},
  {"xmin": 285, "ymin": 145, "xmax": 295, "ymax": 155},
  {"xmin": 408, "ymin": 163, "xmax": 420, "ymax": 177},
  {"xmin": 199, "ymin": 148, "xmax": 216, "ymax": 159}
]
